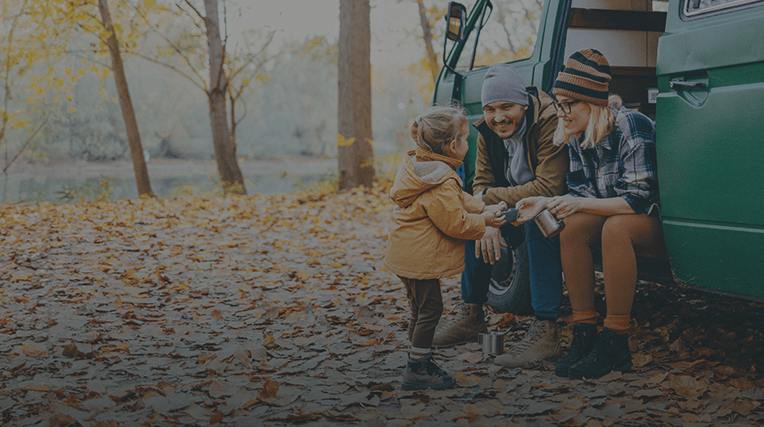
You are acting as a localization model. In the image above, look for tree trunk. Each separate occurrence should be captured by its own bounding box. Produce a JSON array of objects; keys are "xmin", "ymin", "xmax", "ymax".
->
[
  {"xmin": 97, "ymin": 0, "xmax": 153, "ymax": 197},
  {"xmin": 416, "ymin": 0, "xmax": 439, "ymax": 82},
  {"xmin": 202, "ymin": 0, "xmax": 246, "ymax": 195},
  {"xmin": 338, "ymin": 0, "xmax": 374, "ymax": 190},
  {"xmin": 229, "ymin": 93, "xmax": 238, "ymax": 154}
]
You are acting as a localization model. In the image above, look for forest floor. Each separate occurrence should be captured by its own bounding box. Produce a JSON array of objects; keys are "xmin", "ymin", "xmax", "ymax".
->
[{"xmin": 1, "ymin": 181, "xmax": 763, "ymax": 426}]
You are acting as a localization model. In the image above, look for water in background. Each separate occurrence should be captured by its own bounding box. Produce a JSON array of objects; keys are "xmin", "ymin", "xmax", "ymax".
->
[{"xmin": 0, "ymin": 158, "xmax": 336, "ymax": 203}]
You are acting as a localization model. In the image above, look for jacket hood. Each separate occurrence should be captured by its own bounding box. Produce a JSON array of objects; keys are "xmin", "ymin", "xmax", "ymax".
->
[{"xmin": 390, "ymin": 149, "xmax": 462, "ymax": 208}]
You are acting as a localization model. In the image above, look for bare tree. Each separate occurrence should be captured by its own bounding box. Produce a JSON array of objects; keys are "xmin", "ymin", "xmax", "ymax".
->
[
  {"xmin": 201, "ymin": 0, "xmax": 245, "ymax": 194},
  {"xmin": 129, "ymin": 0, "xmax": 276, "ymax": 194},
  {"xmin": 416, "ymin": 0, "xmax": 439, "ymax": 82},
  {"xmin": 227, "ymin": 31, "xmax": 276, "ymax": 153},
  {"xmin": 97, "ymin": 0, "xmax": 153, "ymax": 197},
  {"xmin": 338, "ymin": 0, "xmax": 374, "ymax": 189}
]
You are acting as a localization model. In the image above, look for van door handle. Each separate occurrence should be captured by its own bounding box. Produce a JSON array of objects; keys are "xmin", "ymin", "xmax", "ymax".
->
[{"xmin": 669, "ymin": 80, "xmax": 707, "ymax": 90}]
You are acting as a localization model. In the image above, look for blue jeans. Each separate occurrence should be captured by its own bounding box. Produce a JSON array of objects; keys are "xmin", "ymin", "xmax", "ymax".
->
[{"xmin": 461, "ymin": 222, "xmax": 563, "ymax": 320}]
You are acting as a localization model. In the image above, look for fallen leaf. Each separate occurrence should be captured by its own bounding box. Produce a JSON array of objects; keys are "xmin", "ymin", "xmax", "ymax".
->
[
  {"xmin": 209, "ymin": 411, "xmax": 223, "ymax": 424},
  {"xmin": 668, "ymin": 375, "xmax": 708, "ymax": 399},
  {"xmin": 20, "ymin": 342, "xmax": 47, "ymax": 357},
  {"xmin": 258, "ymin": 379, "xmax": 279, "ymax": 400}
]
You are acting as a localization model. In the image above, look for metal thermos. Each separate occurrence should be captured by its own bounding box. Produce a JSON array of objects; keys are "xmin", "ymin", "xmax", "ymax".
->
[
  {"xmin": 478, "ymin": 331, "xmax": 505, "ymax": 356},
  {"xmin": 534, "ymin": 209, "xmax": 565, "ymax": 238}
]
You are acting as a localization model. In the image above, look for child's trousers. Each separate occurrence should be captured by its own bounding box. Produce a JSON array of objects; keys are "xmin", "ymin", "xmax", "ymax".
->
[{"xmin": 398, "ymin": 276, "xmax": 443, "ymax": 349}]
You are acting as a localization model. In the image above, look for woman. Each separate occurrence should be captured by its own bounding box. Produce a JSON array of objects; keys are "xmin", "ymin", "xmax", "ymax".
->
[{"xmin": 515, "ymin": 49, "xmax": 665, "ymax": 379}]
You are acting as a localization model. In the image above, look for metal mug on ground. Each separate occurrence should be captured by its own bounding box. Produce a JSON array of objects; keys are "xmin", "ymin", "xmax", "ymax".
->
[
  {"xmin": 534, "ymin": 209, "xmax": 565, "ymax": 238},
  {"xmin": 478, "ymin": 331, "xmax": 505, "ymax": 356}
]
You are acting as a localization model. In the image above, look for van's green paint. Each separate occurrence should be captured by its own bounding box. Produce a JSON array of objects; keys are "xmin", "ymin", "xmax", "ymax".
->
[
  {"xmin": 434, "ymin": 0, "xmax": 764, "ymax": 299},
  {"xmin": 656, "ymin": 0, "xmax": 764, "ymax": 299}
]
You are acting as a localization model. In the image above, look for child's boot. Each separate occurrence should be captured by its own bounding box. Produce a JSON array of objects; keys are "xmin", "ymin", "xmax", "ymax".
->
[{"xmin": 401, "ymin": 354, "xmax": 456, "ymax": 390}]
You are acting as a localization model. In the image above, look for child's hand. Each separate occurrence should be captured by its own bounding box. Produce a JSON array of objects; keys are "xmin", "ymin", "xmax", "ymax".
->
[
  {"xmin": 482, "ymin": 201, "xmax": 507, "ymax": 216},
  {"xmin": 482, "ymin": 210, "xmax": 506, "ymax": 228}
]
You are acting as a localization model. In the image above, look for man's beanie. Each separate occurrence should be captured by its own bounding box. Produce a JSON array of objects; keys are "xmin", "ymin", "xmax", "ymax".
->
[
  {"xmin": 553, "ymin": 49, "xmax": 611, "ymax": 106},
  {"xmin": 481, "ymin": 64, "xmax": 529, "ymax": 107}
]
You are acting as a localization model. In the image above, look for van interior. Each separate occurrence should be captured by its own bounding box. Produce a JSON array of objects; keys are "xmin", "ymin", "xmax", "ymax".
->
[{"xmin": 564, "ymin": 0, "xmax": 668, "ymax": 119}]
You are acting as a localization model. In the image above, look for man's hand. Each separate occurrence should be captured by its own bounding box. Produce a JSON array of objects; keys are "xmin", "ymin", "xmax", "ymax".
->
[
  {"xmin": 547, "ymin": 194, "xmax": 586, "ymax": 218},
  {"xmin": 514, "ymin": 196, "xmax": 549, "ymax": 225},
  {"xmin": 475, "ymin": 226, "xmax": 506, "ymax": 265}
]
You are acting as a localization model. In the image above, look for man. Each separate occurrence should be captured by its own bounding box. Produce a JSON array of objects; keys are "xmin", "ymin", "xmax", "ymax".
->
[{"xmin": 432, "ymin": 64, "xmax": 569, "ymax": 367}]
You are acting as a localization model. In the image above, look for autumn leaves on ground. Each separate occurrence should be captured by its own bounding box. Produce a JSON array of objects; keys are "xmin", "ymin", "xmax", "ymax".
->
[{"xmin": 1, "ymin": 181, "xmax": 763, "ymax": 426}]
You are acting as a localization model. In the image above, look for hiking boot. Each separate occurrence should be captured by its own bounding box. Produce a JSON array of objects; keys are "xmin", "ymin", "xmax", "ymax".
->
[
  {"xmin": 555, "ymin": 323, "xmax": 597, "ymax": 377},
  {"xmin": 568, "ymin": 328, "xmax": 632, "ymax": 379},
  {"xmin": 494, "ymin": 319, "xmax": 560, "ymax": 368},
  {"xmin": 431, "ymin": 303, "xmax": 487, "ymax": 348},
  {"xmin": 401, "ymin": 355, "xmax": 457, "ymax": 390}
]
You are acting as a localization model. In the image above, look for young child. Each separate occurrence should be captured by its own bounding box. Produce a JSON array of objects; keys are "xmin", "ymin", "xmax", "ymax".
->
[{"xmin": 384, "ymin": 106, "xmax": 505, "ymax": 390}]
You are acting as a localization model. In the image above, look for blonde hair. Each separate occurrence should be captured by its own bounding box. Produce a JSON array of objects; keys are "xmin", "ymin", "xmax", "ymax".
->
[
  {"xmin": 410, "ymin": 106, "xmax": 467, "ymax": 154},
  {"xmin": 554, "ymin": 101, "xmax": 615, "ymax": 149}
]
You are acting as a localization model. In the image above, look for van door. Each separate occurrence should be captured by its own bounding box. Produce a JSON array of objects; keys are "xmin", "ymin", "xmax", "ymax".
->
[
  {"xmin": 656, "ymin": 0, "xmax": 764, "ymax": 299},
  {"xmin": 434, "ymin": 0, "xmax": 571, "ymax": 190}
]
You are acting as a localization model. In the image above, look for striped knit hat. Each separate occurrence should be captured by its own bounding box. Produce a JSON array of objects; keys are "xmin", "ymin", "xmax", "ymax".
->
[{"xmin": 553, "ymin": 49, "xmax": 611, "ymax": 106}]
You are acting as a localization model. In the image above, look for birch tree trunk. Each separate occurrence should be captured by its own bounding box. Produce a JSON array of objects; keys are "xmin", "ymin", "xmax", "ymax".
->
[
  {"xmin": 202, "ymin": 0, "xmax": 246, "ymax": 194},
  {"xmin": 337, "ymin": 0, "xmax": 374, "ymax": 189},
  {"xmin": 97, "ymin": 0, "xmax": 153, "ymax": 197}
]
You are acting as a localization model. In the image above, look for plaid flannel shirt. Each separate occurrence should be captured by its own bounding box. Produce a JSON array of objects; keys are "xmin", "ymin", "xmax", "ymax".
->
[{"xmin": 566, "ymin": 108, "xmax": 659, "ymax": 214}]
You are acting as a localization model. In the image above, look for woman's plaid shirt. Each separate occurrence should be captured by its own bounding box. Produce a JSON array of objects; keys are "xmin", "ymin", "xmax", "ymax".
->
[{"xmin": 566, "ymin": 108, "xmax": 659, "ymax": 214}]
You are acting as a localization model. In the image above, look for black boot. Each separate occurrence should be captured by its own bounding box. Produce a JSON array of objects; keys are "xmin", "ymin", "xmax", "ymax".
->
[
  {"xmin": 555, "ymin": 323, "xmax": 597, "ymax": 377},
  {"xmin": 401, "ymin": 355, "xmax": 456, "ymax": 390},
  {"xmin": 568, "ymin": 328, "xmax": 632, "ymax": 379}
]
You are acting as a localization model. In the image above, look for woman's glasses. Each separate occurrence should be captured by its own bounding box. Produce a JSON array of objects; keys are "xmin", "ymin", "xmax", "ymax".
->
[{"xmin": 552, "ymin": 99, "xmax": 580, "ymax": 115}]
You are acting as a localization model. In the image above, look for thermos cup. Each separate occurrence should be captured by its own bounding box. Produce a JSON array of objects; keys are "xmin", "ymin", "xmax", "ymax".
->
[
  {"xmin": 478, "ymin": 331, "xmax": 505, "ymax": 356},
  {"xmin": 534, "ymin": 209, "xmax": 565, "ymax": 238}
]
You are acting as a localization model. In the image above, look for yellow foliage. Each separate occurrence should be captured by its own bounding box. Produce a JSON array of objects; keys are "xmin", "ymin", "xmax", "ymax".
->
[
  {"xmin": 255, "ymin": 73, "xmax": 271, "ymax": 83},
  {"xmin": 9, "ymin": 117, "xmax": 30, "ymax": 130},
  {"xmin": 336, "ymin": 134, "xmax": 356, "ymax": 148}
]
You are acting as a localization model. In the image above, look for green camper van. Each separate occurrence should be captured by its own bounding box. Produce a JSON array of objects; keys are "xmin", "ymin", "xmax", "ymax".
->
[{"xmin": 434, "ymin": 0, "xmax": 764, "ymax": 309}]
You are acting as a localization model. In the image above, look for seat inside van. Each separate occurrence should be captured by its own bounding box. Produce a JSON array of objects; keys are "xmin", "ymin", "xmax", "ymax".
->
[{"xmin": 564, "ymin": 0, "xmax": 667, "ymax": 119}]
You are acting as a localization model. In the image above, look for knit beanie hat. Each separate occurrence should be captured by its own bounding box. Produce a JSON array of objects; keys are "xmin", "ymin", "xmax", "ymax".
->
[
  {"xmin": 553, "ymin": 49, "xmax": 611, "ymax": 106},
  {"xmin": 481, "ymin": 64, "xmax": 529, "ymax": 107}
]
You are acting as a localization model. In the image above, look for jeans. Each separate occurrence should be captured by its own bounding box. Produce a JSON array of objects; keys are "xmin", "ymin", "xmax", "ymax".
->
[{"xmin": 461, "ymin": 221, "xmax": 563, "ymax": 320}]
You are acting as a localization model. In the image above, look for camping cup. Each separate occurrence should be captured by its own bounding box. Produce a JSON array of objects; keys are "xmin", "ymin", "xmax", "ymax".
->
[
  {"xmin": 478, "ymin": 331, "xmax": 505, "ymax": 356},
  {"xmin": 534, "ymin": 209, "xmax": 565, "ymax": 238}
]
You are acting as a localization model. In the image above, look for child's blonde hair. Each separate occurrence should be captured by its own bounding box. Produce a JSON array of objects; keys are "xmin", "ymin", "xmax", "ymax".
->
[{"xmin": 410, "ymin": 106, "xmax": 467, "ymax": 154}]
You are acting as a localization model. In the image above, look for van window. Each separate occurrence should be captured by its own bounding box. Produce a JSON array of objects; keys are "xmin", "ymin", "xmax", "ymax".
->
[
  {"xmin": 684, "ymin": 0, "xmax": 764, "ymax": 16},
  {"xmin": 456, "ymin": 0, "xmax": 544, "ymax": 72}
]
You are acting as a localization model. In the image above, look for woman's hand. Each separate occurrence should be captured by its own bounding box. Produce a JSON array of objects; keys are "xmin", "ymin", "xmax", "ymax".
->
[
  {"xmin": 514, "ymin": 196, "xmax": 549, "ymax": 224},
  {"xmin": 546, "ymin": 195, "xmax": 587, "ymax": 219},
  {"xmin": 482, "ymin": 210, "xmax": 507, "ymax": 229}
]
